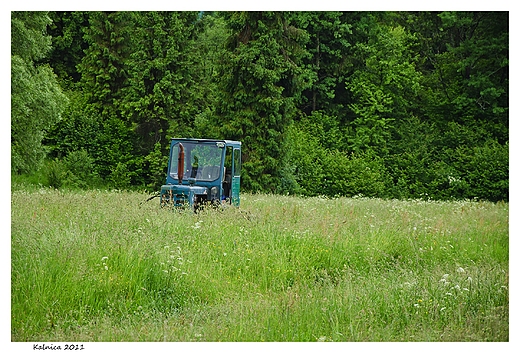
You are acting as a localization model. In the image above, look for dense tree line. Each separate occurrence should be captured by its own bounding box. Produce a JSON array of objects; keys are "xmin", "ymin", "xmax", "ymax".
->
[{"xmin": 11, "ymin": 11, "xmax": 508, "ymax": 201}]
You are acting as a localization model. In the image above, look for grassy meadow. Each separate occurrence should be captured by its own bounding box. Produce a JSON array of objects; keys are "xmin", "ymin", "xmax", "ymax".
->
[{"xmin": 11, "ymin": 186, "xmax": 509, "ymax": 342}]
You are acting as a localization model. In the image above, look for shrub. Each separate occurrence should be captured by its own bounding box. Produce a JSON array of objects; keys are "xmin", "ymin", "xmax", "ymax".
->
[
  {"xmin": 62, "ymin": 149, "xmax": 99, "ymax": 188},
  {"xmin": 110, "ymin": 162, "xmax": 131, "ymax": 189},
  {"xmin": 287, "ymin": 117, "xmax": 391, "ymax": 198},
  {"xmin": 46, "ymin": 159, "xmax": 67, "ymax": 189},
  {"xmin": 322, "ymin": 150, "xmax": 390, "ymax": 198},
  {"xmin": 454, "ymin": 140, "xmax": 509, "ymax": 202},
  {"xmin": 44, "ymin": 150, "xmax": 100, "ymax": 189},
  {"xmin": 142, "ymin": 142, "xmax": 169, "ymax": 190},
  {"xmin": 285, "ymin": 121, "xmax": 326, "ymax": 196}
]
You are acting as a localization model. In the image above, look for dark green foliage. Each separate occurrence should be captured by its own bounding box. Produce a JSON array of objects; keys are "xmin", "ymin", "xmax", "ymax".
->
[
  {"xmin": 46, "ymin": 12, "xmax": 89, "ymax": 84},
  {"xmin": 142, "ymin": 142, "xmax": 169, "ymax": 190},
  {"xmin": 434, "ymin": 12, "xmax": 508, "ymax": 125},
  {"xmin": 46, "ymin": 150, "xmax": 100, "ymax": 189},
  {"xmin": 452, "ymin": 140, "xmax": 509, "ymax": 202},
  {"xmin": 214, "ymin": 12, "xmax": 313, "ymax": 192},
  {"xmin": 14, "ymin": 11, "xmax": 507, "ymax": 201},
  {"xmin": 285, "ymin": 117, "xmax": 326, "ymax": 196},
  {"xmin": 46, "ymin": 159, "xmax": 66, "ymax": 189},
  {"xmin": 44, "ymin": 90, "xmax": 95, "ymax": 159},
  {"xmin": 62, "ymin": 150, "xmax": 99, "ymax": 188},
  {"xmin": 385, "ymin": 115, "xmax": 509, "ymax": 201},
  {"xmin": 346, "ymin": 13, "xmax": 422, "ymax": 156},
  {"xmin": 71, "ymin": 12, "xmax": 135, "ymax": 183},
  {"xmin": 292, "ymin": 12, "xmax": 353, "ymax": 116},
  {"xmin": 123, "ymin": 12, "xmax": 200, "ymax": 151}
]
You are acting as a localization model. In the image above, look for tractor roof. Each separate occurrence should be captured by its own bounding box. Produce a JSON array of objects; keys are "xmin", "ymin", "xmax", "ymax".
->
[{"xmin": 170, "ymin": 138, "xmax": 241, "ymax": 146}]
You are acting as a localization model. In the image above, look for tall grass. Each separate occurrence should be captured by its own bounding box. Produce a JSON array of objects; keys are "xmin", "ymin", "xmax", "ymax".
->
[{"xmin": 11, "ymin": 187, "xmax": 508, "ymax": 341}]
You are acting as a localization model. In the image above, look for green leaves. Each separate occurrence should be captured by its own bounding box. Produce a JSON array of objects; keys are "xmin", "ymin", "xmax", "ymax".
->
[
  {"xmin": 11, "ymin": 12, "xmax": 68, "ymax": 174},
  {"xmin": 11, "ymin": 11, "xmax": 52, "ymax": 62},
  {"xmin": 16, "ymin": 11, "xmax": 507, "ymax": 201}
]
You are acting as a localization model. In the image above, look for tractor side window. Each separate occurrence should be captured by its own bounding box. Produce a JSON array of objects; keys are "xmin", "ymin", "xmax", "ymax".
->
[
  {"xmin": 169, "ymin": 143, "xmax": 184, "ymax": 178},
  {"xmin": 234, "ymin": 149, "xmax": 241, "ymax": 176},
  {"xmin": 222, "ymin": 146, "xmax": 233, "ymax": 199},
  {"xmin": 225, "ymin": 146, "xmax": 233, "ymax": 174}
]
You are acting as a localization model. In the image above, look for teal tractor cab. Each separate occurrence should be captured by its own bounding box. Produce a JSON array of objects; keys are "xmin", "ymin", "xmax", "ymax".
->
[{"xmin": 160, "ymin": 138, "xmax": 241, "ymax": 209}]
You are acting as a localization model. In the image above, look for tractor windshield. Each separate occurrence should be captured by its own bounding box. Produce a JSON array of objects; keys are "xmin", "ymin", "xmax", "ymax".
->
[{"xmin": 169, "ymin": 141, "xmax": 224, "ymax": 181}]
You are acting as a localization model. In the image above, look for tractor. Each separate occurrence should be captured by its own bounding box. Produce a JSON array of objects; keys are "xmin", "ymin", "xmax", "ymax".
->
[{"xmin": 160, "ymin": 138, "xmax": 241, "ymax": 209}]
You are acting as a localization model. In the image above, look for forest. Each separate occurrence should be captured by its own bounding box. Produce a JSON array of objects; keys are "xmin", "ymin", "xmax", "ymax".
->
[{"xmin": 11, "ymin": 11, "xmax": 509, "ymax": 201}]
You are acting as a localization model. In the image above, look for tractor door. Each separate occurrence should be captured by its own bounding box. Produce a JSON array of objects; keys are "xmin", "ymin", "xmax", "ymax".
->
[
  {"xmin": 231, "ymin": 147, "xmax": 241, "ymax": 206},
  {"xmin": 222, "ymin": 144, "xmax": 241, "ymax": 206}
]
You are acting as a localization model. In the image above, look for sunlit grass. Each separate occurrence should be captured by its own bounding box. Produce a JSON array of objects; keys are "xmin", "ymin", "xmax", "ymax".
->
[{"xmin": 11, "ymin": 188, "xmax": 508, "ymax": 341}]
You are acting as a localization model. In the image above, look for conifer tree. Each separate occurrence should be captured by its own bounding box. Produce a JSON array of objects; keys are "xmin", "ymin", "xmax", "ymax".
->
[
  {"xmin": 214, "ymin": 11, "xmax": 312, "ymax": 192},
  {"xmin": 76, "ymin": 11, "xmax": 134, "ymax": 181}
]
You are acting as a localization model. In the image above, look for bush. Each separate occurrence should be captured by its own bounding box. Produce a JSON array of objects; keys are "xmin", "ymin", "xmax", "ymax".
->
[
  {"xmin": 110, "ymin": 162, "xmax": 131, "ymax": 189},
  {"xmin": 62, "ymin": 149, "xmax": 99, "ymax": 188},
  {"xmin": 142, "ymin": 142, "xmax": 169, "ymax": 190},
  {"xmin": 285, "ymin": 121, "xmax": 326, "ymax": 196},
  {"xmin": 322, "ymin": 150, "xmax": 390, "ymax": 198},
  {"xmin": 45, "ymin": 150, "xmax": 100, "ymax": 189},
  {"xmin": 287, "ymin": 117, "xmax": 391, "ymax": 198},
  {"xmin": 454, "ymin": 140, "xmax": 508, "ymax": 202},
  {"xmin": 46, "ymin": 159, "xmax": 67, "ymax": 189}
]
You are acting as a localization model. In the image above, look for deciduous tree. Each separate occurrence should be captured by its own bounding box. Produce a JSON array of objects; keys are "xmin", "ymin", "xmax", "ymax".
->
[{"xmin": 11, "ymin": 11, "xmax": 67, "ymax": 174}]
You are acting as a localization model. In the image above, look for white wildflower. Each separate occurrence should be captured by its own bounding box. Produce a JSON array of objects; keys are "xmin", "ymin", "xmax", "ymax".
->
[
  {"xmin": 457, "ymin": 267, "xmax": 465, "ymax": 273},
  {"xmin": 101, "ymin": 256, "xmax": 108, "ymax": 261}
]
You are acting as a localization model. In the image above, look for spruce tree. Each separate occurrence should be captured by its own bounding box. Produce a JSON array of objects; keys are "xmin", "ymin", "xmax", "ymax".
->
[{"xmin": 214, "ymin": 11, "xmax": 312, "ymax": 192}]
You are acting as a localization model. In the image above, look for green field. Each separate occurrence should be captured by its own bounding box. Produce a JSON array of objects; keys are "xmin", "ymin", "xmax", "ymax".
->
[{"xmin": 11, "ymin": 186, "xmax": 509, "ymax": 341}]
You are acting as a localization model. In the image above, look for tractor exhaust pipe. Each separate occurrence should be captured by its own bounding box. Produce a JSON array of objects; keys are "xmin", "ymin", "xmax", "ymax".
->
[{"xmin": 178, "ymin": 143, "xmax": 184, "ymax": 184}]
